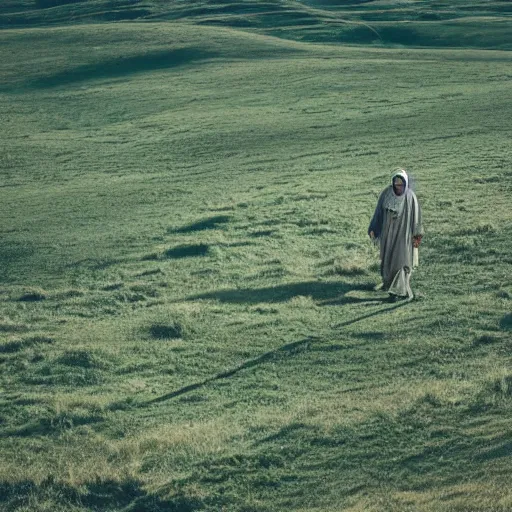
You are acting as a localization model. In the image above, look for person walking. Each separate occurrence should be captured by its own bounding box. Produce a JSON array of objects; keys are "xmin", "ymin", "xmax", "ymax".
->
[{"xmin": 368, "ymin": 168, "xmax": 423, "ymax": 302}]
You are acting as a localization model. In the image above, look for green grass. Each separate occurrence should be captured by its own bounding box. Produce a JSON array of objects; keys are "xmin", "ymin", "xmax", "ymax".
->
[
  {"xmin": 2, "ymin": 0, "xmax": 512, "ymax": 50},
  {"xmin": 1, "ymin": 2, "xmax": 512, "ymax": 511}
]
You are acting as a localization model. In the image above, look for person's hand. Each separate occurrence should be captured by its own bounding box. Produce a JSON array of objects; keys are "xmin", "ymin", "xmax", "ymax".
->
[
  {"xmin": 369, "ymin": 231, "xmax": 375, "ymax": 239},
  {"xmin": 413, "ymin": 235, "xmax": 422, "ymax": 248}
]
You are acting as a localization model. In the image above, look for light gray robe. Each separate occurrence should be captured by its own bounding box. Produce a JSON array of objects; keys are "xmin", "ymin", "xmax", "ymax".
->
[{"xmin": 369, "ymin": 185, "xmax": 423, "ymax": 297}]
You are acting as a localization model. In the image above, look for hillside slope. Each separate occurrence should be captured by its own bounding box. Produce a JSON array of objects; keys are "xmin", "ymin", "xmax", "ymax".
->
[
  {"xmin": 1, "ymin": 0, "xmax": 512, "ymax": 49},
  {"xmin": 1, "ymin": 16, "xmax": 512, "ymax": 510},
  {"xmin": 1, "ymin": 1, "xmax": 512, "ymax": 511}
]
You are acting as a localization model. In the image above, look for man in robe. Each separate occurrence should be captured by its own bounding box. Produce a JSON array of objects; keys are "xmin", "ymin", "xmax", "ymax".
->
[{"xmin": 368, "ymin": 169, "xmax": 423, "ymax": 302}]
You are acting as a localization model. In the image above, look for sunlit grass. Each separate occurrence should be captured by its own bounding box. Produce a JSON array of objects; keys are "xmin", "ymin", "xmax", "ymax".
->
[{"xmin": 0, "ymin": 6, "xmax": 511, "ymax": 511}]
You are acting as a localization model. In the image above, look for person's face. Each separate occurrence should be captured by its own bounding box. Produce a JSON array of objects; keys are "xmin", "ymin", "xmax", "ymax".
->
[{"xmin": 393, "ymin": 178, "xmax": 405, "ymax": 196}]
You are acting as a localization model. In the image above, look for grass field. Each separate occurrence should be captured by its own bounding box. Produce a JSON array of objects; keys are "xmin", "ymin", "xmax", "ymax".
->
[{"xmin": 1, "ymin": 1, "xmax": 512, "ymax": 511}]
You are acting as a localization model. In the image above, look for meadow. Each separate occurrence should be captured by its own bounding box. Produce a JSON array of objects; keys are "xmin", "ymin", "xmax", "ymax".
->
[{"xmin": 1, "ymin": 1, "xmax": 512, "ymax": 510}]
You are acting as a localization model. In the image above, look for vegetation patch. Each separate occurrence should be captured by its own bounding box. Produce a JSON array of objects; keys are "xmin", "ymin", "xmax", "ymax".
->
[
  {"xmin": 0, "ymin": 335, "xmax": 54, "ymax": 354},
  {"xmin": 102, "ymin": 282, "xmax": 124, "ymax": 291},
  {"xmin": 473, "ymin": 334, "xmax": 499, "ymax": 346},
  {"xmin": 165, "ymin": 243, "xmax": 210, "ymax": 259},
  {"xmin": 7, "ymin": 409, "xmax": 104, "ymax": 437},
  {"xmin": 141, "ymin": 252, "xmax": 161, "ymax": 261},
  {"xmin": 332, "ymin": 262, "xmax": 368, "ymax": 277},
  {"xmin": 55, "ymin": 289, "xmax": 85, "ymax": 299},
  {"xmin": 24, "ymin": 366, "xmax": 104, "ymax": 386},
  {"xmin": 0, "ymin": 322, "xmax": 28, "ymax": 333},
  {"xmin": 492, "ymin": 375, "xmax": 512, "ymax": 397},
  {"xmin": 18, "ymin": 288, "xmax": 48, "ymax": 302},
  {"xmin": 136, "ymin": 268, "xmax": 164, "ymax": 277},
  {"xmin": 149, "ymin": 321, "xmax": 187, "ymax": 340},
  {"xmin": 0, "ymin": 477, "xmax": 148, "ymax": 511},
  {"xmin": 56, "ymin": 349, "xmax": 110, "ymax": 369},
  {"xmin": 249, "ymin": 229, "xmax": 274, "ymax": 237}
]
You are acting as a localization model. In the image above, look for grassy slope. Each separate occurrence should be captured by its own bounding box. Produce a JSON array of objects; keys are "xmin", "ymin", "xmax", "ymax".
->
[
  {"xmin": 1, "ymin": 3, "xmax": 512, "ymax": 512},
  {"xmin": 2, "ymin": 0, "xmax": 512, "ymax": 49}
]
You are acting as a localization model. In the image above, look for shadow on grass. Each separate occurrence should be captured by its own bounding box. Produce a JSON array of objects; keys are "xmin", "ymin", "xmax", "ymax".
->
[
  {"xmin": 0, "ymin": 413, "xmax": 103, "ymax": 438},
  {"xmin": 0, "ymin": 478, "xmax": 193, "ymax": 511},
  {"xmin": 170, "ymin": 215, "xmax": 231, "ymax": 233},
  {"xmin": 188, "ymin": 280, "xmax": 375, "ymax": 304},
  {"xmin": 0, "ymin": 335, "xmax": 54, "ymax": 353},
  {"xmin": 148, "ymin": 336, "xmax": 319, "ymax": 404},
  {"xmin": 351, "ymin": 331, "xmax": 387, "ymax": 341},
  {"xmin": 0, "ymin": 244, "xmax": 35, "ymax": 282},
  {"xmin": 149, "ymin": 323, "xmax": 184, "ymax": 340},
  {"xmin": 474, "ymin": 438, "xmax": 512, "ymax": 462},
  {"xmin": 148, "ymin": 293, "xmax": 410, "ymax": 406},
  {"xmin": 332, "ymin": 301, "xmax": 410, "ymax": 328},
  {"xmin": 500, "ymin": 313, "xmax": 512, "ymax": 330},
  {"xmin": 165, "ymin": 243, "xmax": 210, "ymax": 259},
  {"xmin": 30, "ymin": 48, "xmax": 218, "ymax": 89},
  {"xmin": 181, "ymin": 396, "xmax": 506, "ymax": 509}
]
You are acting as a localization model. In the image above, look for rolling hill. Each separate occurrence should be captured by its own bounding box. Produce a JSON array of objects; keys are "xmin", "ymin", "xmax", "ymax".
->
[
  {"xmin": 2, "ymin": 0, "xmax": 512, "ymax": 49},
  {"xmin": 1, "ymin": 1, "xmax": 511, "ymax": 511}
]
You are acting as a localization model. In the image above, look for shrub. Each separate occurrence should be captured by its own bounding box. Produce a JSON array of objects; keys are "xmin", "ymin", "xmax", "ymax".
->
[{"xmin": 149, "ymin": 321, "xmax": 185, "ymax": 340}]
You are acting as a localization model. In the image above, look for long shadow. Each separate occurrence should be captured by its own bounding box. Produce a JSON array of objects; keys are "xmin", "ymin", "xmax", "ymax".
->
[
  {"xmin": 318, "ymin": 296, "xmax": 384, "ymax": 306},
  {"xmin": 30, "ymin": 48, "xmax": 218, "ymax": 89},
  {"xmin": 147, "ymin": 302, "xmax": 409, "ymax": 406},
  {"xmin": 333, "ymin": 301, "xmax": 410, "ymax": 328},
  {"xmin": 188, "ymin": 280, "xmax": 374, "ymax": 305},
  {"xmin": 148, "ymin": 337, "xmax": 318, "ymax": 405}
]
